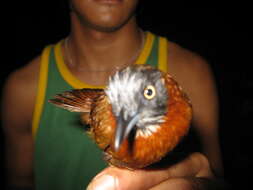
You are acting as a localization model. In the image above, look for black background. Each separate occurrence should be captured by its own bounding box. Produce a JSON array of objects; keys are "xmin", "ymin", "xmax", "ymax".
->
[{"xmin": 2, "ymin": 0, "xmax": 252, "ymax": 188}]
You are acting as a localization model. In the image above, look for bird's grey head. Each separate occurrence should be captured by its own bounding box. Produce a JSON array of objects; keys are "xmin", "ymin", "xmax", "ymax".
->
[{"xmin": 105, "ymin": 65, "xmax": 168, "ymax": 151}]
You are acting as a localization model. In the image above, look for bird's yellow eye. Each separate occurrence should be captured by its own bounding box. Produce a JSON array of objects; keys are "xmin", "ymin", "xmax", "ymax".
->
[{"xmin": 143, "ymin": 85, "xmax": 156, "ymax": 100}]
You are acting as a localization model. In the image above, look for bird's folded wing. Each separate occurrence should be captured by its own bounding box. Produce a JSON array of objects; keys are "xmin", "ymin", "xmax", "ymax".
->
[{"xmin": 49, "ymin": 88, "xmax": 104, "ymax": 113}]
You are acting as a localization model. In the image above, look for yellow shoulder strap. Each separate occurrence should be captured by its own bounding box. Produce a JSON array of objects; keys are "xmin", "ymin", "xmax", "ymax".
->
[
  {"xmin": 158, "ymin": 37, "xmax": 168, "ymax": 73},
  {"xmin": 32, "ymin": 45, "xmax": 52, "ymax": 139}
]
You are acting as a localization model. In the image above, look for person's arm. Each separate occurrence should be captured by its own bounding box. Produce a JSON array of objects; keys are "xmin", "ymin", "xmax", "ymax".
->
[
  {"xmin": 1, "ymin": 59, "xmax": 39, "ymax": 189},
  {"xmin": 180, "ymin": 54, "xmax": 224, "ymax": 177},
  {"xmin": 168, "ymin": 42, "xmax": 224, "ymax": 176}
]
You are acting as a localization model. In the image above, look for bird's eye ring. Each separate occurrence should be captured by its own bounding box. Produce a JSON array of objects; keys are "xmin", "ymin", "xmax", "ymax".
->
[{"xmin": 143, "ymin": 85, "xmax": 156, "ymax": 100}]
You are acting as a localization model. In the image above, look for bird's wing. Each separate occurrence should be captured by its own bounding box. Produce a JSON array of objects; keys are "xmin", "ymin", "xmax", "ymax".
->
[{"xmin": 49, "ymin": 88, "xmax": 105, "ymax": 113}]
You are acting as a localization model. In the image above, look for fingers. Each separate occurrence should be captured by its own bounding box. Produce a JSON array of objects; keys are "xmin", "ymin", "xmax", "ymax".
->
[
  {"xmin": 87, "ymin": 153, "xmax": 213, "ymax": 190},
  {"xmin": 153, "ymin": 152, "xmax": 214, "ymax": 179},
  {"xmin": 149, "ymin": 178, "xmax": 193, "ymax": 190},
  {"xmin": 150, "ymin": 177, "xmax": 230, "ymax": 190}
]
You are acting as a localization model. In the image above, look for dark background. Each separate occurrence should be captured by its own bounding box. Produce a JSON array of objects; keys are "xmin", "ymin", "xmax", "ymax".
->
[{"xmin": 2, "ymin": 0, "xmax": 252, "ymax": 188}]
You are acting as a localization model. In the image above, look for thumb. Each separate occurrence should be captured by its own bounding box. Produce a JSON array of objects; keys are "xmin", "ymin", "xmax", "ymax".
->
[
  {"xmin": 87, "ymin": 171, "xmax": 118, "ymax": 190},
  {"xmin": 86, "ymin": 166, "xmax": 171, "ymax": 190}
]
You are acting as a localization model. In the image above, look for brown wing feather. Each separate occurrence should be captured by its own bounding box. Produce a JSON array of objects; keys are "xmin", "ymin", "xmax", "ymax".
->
[{"xmin": 49, "ymin": 88, "xmax": 104, "ymax": 113}]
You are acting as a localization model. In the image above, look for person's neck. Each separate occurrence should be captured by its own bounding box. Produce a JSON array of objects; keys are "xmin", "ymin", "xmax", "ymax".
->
[{"xmin": 66, "ymin": 14, "xmax": 144, "ymax": 72}]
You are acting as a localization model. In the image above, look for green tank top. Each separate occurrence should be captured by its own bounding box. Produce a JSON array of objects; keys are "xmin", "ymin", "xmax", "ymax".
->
[{"xmin": 32, "ymin": 32, "xmax": 168, "ymax": 190}]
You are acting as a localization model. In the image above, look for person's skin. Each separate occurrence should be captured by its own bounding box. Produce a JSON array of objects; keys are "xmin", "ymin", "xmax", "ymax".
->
[{"xmin": 3, "ymin": 0, "xmax": 225, "ymax": 189}]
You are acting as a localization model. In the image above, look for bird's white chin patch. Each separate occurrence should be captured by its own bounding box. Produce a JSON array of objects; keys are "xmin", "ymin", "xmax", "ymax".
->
[
  {"xmin": 135, "ymin": 124, "xmax": 161, "ymax": 138},
  {"xmin": 137, "ymin": 115, "xmax": 165, "ymax": 126}
]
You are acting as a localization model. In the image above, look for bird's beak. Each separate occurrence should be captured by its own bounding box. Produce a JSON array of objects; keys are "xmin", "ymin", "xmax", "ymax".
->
[{"xmin": 114, "ymin": 111, "xmax": 140, "ymax": 152}]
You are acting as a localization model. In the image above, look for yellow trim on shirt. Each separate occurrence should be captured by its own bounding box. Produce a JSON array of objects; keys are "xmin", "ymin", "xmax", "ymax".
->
[
  {"xmin": 158, "ymin": 37, "xmax": 168, "ymax": 73},
  {"xmin": 54, "ymin": 42, "xmax": 104, "ymax": 89},
  {"xmin": 54, "ymin": 32, "xmax": 155, "ymax": 89},
  {"xmin": 135, "ymin": 32, "xmax": 155, "ymax": 65},
  {"xmin": 32, "ymin": 46, "xmax": 52, "ymax": 139}
]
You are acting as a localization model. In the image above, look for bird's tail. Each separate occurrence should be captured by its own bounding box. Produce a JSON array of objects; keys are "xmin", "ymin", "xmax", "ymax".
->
[{"xmin": 49, "ymin": 88, "xmax": 104, "ymax": 113}]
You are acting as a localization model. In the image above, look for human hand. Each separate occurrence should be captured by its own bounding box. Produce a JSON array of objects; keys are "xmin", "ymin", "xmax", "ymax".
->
[{"xmin": 87, "ymin": 153, "xmax": 215, "ymax": 190}]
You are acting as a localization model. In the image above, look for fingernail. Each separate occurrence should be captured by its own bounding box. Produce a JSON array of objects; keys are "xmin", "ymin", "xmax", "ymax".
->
[{"xmin": 87, "ymin": 174, "xmax": 118, "ymax": 190}]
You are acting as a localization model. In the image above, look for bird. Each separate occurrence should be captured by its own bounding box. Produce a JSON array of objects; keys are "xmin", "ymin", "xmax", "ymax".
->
[{"xmin": 49, "ymin": 64, "xmax": 192, "ymax": 169}]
